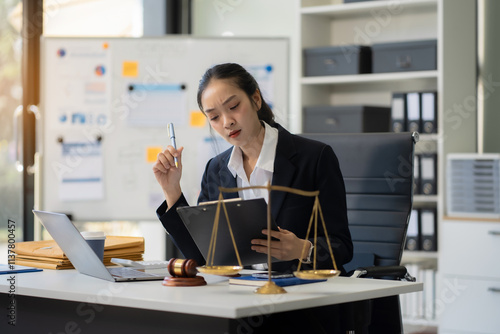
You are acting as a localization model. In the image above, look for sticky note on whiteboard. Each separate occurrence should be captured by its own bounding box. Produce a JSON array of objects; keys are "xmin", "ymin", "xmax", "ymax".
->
[
  {"xmin": 190, "ymin": 111, "xmax": 206, "ymax": 127},
  {"xmin": 146, "ymin": 146, "xmax": 162, "ymax": 163},
  {"xmin": 122, "ymin": 61, "xmax": 138, "ymax": 77}
]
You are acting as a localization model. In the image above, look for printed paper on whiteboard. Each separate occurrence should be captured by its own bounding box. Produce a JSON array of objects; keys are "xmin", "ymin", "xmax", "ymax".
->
[
  {"xmin": 57, "ymin": 141, "xmax": 104, "ymax": 201},
  {"xmin": 125, "ymin": 83, "xmax": 188, "ymax": 127},
  {"xmin": 197, "ymin": 135, "xmax": 232, "ymax": 181},
  {"xmin": 245, "ymin": 64, "xmax": 275, "ymax": 109},
  {"xmin": 45, "ymin": 41, "xmax": 112, "ymax": 131}
]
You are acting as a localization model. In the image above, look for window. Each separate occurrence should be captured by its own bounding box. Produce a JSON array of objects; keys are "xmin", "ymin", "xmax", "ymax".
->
[{"xmin": 9, "ymin": 0, "xmax": 144, "ymax": 37}]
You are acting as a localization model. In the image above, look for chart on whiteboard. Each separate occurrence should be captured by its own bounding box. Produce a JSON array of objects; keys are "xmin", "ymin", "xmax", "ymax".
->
[{"xmin": 45, "ymin": 40, "xmax": 112, "ymax": 131}]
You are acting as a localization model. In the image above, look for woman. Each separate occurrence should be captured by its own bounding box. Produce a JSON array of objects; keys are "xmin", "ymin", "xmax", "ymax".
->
[{"xmin": 153, "ymin": 63, "xmax": 352, "ymax": 274}]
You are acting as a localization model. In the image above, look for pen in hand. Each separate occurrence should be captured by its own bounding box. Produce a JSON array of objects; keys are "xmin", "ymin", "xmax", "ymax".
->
[{"xmin": 167, "ymin": 123, "xmax": 178, "ymax": 168}]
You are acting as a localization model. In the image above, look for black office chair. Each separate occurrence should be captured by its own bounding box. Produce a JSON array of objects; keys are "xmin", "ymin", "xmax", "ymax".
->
[{"xmin": 302, "ymin": 132, "xmax": 418, "ymax": 334}]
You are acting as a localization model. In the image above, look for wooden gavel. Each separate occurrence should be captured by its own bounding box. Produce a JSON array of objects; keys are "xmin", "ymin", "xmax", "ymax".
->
[
  {"xmin": 167, "ymin": 258, "xmax": 198, "ymax": 278},
  {"xmin": 163, "ymin": 258, "xmax": 207, "ymax": 286}
]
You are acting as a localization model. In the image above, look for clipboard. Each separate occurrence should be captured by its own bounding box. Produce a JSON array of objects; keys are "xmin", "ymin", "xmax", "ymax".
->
[{"xmin": 176, "ymin": 198, "xmax": 279, "ymax": 266}]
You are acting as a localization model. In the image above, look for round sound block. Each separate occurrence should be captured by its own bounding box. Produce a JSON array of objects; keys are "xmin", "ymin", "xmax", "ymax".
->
[{"xmin": 162, "ymin": 275, "xmax": 207, "ymax": 287}]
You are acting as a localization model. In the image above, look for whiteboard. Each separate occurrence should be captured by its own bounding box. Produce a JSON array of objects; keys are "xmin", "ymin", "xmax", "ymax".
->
[{"xmin": 40, "ymin": 37, "xmax": 289, "ymax": 221}]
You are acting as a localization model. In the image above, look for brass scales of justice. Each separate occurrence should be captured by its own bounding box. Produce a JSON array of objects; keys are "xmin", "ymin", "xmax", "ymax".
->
[{"xmin": 196, "ymin": 182, "xmax": 340, "ymax": 294}]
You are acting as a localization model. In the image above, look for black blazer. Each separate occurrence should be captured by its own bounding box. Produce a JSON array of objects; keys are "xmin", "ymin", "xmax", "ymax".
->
[{"xmin": 156, "ymin": 124, "xmax": 353, "ymax": 273}]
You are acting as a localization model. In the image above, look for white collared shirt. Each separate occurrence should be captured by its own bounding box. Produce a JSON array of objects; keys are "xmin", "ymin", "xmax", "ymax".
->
[{"xmin": 227, "ymin": 122, "xmax": 278, "ymax": 203}]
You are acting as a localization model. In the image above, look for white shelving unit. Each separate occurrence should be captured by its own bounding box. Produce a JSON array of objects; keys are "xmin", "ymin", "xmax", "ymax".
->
[
  {"xmin": 402, "ymin": 250, "xmax": 439, "ymax": 262},
  {"xmin": 301, "ymin": 70, "xmax": 438, "ymax": 85},
  {"xmin": 439, "ymin": 218, "xmax": 500, "ymax": 333},
  {"xmin": 298, "ymin": 0, "xmax": 439, "ymax": 231},
  {"xmin": 413, "ymin": 195, "xmax": 438, "ymax": 203},
  {"xmin": 297, "ymin": 1, "xmax": 477, "ymax": 331},
  {"xmin": 297, "ymin": 0, "xmax": 439, "ymax": 115},
  {"xmin": 301, "ymin": 0, "xmax": 438, "ymax": 16}
]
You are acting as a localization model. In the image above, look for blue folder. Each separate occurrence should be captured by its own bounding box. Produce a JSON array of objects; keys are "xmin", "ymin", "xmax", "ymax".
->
[
  {"xmin": 0, "ymin": 264, "xmax": 43, "ymax": 275},
  {"xmin": 229, "ymin": 275, "xmax": 326, "ymax": 287}
]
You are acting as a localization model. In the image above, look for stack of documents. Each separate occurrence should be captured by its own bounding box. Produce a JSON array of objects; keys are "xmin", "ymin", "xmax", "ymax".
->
[{"xmin": 14, "ymin": 236, "xmax": 144, "ymax": 269}]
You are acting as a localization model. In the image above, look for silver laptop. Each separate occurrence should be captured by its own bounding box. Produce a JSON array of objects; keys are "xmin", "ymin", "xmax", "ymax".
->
[{"xmin": 33, "ymin": 210, "xmax": 168, "ymax": 282}]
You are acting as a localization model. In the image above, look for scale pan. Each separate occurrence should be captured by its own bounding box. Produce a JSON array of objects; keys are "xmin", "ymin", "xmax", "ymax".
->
[
  {"xmin": 197, "ymin": 265, "xmax": 243, "ymax": 276},
  {"xmin": 293, "ymin": 269, "xmax": 341, "ymax": 280}
]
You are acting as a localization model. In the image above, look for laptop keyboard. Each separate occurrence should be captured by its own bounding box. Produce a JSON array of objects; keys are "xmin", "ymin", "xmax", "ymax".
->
[{"xmin": 108, "ymin": 267, "xmax": 163, "ymax": 278}]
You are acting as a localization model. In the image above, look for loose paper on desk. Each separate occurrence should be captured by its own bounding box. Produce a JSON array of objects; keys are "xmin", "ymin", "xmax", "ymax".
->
[{"xmin": 56, "ymin": 140, "xmax": 104, "ymax": 201}]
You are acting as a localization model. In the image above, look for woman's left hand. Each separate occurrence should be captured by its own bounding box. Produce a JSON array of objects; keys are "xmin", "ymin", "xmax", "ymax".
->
[{"xmin": 251, "ymin": 228, "xmax": 310, "ymax": 261}]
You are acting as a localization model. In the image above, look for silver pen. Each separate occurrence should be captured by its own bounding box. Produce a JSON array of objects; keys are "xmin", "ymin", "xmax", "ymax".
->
[{"xmin": 167, "ymin": 123, "xmax": 178, "ymax": 168}]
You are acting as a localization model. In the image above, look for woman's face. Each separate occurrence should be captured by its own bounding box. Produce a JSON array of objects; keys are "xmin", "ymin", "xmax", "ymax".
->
[{"xmin": 201, "ymin": 78, "xmax": 262, "ymax": 149}]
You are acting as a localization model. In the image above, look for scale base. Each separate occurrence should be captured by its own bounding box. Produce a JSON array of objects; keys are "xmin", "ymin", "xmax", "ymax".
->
[{"xmin": 255, "ymin": 281, "xmax": 287, "ymax": 294}]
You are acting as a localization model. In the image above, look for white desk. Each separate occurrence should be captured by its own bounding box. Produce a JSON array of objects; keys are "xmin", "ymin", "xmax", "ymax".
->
[{"xmin": 0, "ymin": 269, "xmax": 422, "ymax": 333}]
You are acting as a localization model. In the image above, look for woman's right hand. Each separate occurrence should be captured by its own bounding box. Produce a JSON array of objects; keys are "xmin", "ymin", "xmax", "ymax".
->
[{"xmin": 152, "ymin": 145, "xmax": 184, "ymax": 207}]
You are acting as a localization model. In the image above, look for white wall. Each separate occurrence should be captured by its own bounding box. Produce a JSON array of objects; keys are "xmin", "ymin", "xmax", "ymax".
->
[{"xmin": 192, "ymin": 0, "xmax": 301, "ymax": 133}]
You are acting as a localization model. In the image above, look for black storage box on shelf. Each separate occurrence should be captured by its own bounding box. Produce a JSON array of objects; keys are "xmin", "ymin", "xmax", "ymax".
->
[
  {"xmin": 372, "ymin": 39, "xmax": 437, "ymax": 73},
  {"xmin": 304, "ymin": 45, "xmax": 371, "ymax": 76},
  {"xmin": 303, "ymin": 105, "xmax": 391, "ymax": 133}
]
